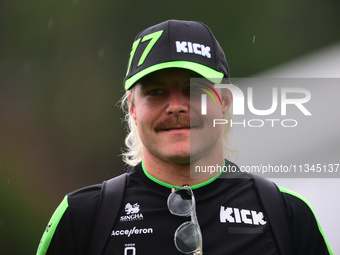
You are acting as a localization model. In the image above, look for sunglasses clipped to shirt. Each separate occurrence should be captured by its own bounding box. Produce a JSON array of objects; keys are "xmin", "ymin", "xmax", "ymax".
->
[{"xmin": 167, "ymin": 186, "xmax": 203, "ymax": 255}]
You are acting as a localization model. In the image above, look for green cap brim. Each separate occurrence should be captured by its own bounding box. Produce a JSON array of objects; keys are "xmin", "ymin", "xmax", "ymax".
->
[{"xmin": 124, "ymin": 61, "xmax": 224, "ymax": 90}]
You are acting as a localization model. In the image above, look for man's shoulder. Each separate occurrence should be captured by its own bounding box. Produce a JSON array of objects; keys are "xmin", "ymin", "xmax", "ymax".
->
[
  {"xmin": 67, "ymin": 183, "xmax": 102, "ymax": 197},
  {"xmin": 278, "ymin": 187, "xmax": 333, "ymax": 254},
  {"xmin": 66, "ymin": 171, "xmax": 131, "ymax": 213},
  {"xmin": 278, "ymin": 187, "xmax": 317, "ymax": 219},
  {"xmin": 67, "ymin": 183, "xmax": 102, "ymax": 210},
  {"xmin": 37, "ymin": 184, "xmax": 104, "ymax": 255}
]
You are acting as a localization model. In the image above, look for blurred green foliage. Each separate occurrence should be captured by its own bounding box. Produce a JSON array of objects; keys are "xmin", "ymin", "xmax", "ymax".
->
[{"xmin": 1, "ymin": 0, "xmax": 340, "ymax": 253}]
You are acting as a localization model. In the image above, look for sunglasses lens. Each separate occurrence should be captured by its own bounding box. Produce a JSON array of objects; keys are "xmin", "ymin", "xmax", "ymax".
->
[
  {"xmin": 167, "ymin": 188, "xmax": 192, "ymax": 216},
  {"xmin": 175, "ymin": 222, "xmax": 202, "ymax": 254},
  {"xmin": 168, "ymin": 187, "xmax": 203, "ymax": 254}
]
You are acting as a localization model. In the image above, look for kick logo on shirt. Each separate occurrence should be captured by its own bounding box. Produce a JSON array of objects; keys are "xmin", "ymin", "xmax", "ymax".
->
[
  {"xmin": 220, "ymin": 206, "xmax": 267, "ymax": 225},
  {"xmin": 120, "ymin": 202, "xmax": 144, "ymax": 222}
]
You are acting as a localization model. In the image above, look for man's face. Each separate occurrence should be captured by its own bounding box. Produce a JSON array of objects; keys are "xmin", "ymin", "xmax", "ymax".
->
[{"xmin": 129, "ymin": 68, "xmax": 230, "ymax": 164}]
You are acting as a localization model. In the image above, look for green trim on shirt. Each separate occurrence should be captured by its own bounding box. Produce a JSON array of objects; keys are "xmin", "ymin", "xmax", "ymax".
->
[
  {"xmin": 142, "ymin": 160, "xmax": 224, "ymax": 190},
  {"xmin": 36, "ymin": 195, "xmax": 69, "ymax": 255},
  {"xmin": 279, "ymin": 187, "xmax": 334, "ymax": 255}
]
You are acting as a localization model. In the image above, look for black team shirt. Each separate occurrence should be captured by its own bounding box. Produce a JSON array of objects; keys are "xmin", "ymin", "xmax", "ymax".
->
[{"xmin": 40, "ymin": 161, "xmax": 332, "ymax": 255}]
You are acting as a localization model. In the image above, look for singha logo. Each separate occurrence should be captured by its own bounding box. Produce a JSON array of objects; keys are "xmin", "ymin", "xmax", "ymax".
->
[{"xmin": 125, "ymin": 203, "xmax": 140, "ymax": 215}]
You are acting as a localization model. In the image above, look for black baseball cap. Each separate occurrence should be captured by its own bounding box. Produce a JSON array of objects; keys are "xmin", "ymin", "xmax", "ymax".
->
[{"xmin": 124, "ymin": 19, "xmax": 229, "ymax": 90}]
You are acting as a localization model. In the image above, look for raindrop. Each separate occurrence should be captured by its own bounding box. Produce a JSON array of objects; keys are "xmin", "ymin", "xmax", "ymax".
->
[
  {"xmin": 252, "ymin": 35, "xmax": 256, "ymax": 44},
  {"xmin": 98, "ymin": 48, "xmax": 105, "ymax": 59},
  {"xmin": 24, "ymin": 60, "xmax": 32, "ymax": 73},
  {"xmin": 48, "ymin": 17, "xmax": 54, "ymax": 30}
]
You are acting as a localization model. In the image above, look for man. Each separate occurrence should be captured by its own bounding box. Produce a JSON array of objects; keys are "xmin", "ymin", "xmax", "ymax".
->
[{"xmin": 37, "ymin": 20, "xmax": 333, "ymax": 254}]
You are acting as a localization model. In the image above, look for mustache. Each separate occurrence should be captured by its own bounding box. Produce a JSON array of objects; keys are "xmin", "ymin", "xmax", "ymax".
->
[{"xmin": 154, "ymin": 115, "xmax": 203, "ymax": 132}]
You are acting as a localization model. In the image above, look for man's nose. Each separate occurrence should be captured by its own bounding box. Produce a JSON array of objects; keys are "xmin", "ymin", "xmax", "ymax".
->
[{"xmin": 166, "ymin": 89, "xmax": 189, "ymax": 114}]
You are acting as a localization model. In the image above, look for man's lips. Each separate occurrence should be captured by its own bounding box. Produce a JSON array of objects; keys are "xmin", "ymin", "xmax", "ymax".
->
[{"xmin": 162, "ymin": 126, "xmax": 191, "ymax": 131}]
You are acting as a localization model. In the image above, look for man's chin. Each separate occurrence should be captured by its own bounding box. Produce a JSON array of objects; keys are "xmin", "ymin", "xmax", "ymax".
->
[
  {"xmin": 162, "ymin": 154, "xmax": 191, "ymax": 165},
  {"xmin": 162, "ymin": 149, "xmax": 203, "ymax": 165}
]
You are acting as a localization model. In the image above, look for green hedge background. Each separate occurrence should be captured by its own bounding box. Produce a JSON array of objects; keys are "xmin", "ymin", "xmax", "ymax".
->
[{"xmin": 1, "ymin": 0, "xmax": 340, "ymax": 253}]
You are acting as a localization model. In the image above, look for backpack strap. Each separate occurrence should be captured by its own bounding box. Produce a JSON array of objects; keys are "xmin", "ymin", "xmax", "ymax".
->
[
  {"xmin": 252, "ymin": 174, "xmax": 293, "ymax": 255},
  {"xmin": 88, "ymin": 173, "xmax": 128, "ymax": 255}
]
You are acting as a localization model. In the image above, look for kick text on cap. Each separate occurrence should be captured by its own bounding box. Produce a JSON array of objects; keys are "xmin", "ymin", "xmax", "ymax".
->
[{"xmin": 176, "ymin": 41, "xmax": 211, "ymax": 58}]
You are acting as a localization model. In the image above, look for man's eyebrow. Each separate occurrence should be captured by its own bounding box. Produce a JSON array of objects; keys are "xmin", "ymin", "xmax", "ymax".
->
[
  {"xmin": 140, "ymin": 79, "xmax": 191, "ymax": 87},
  {"xmin": 140, "ymin": 80, "xmax": 166, "ymax": 87}
]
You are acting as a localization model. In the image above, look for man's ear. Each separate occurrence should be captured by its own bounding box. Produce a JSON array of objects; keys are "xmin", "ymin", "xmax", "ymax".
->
[
  {"xmin": 127, "ymin": 91, "xmax": 137, "ymax": 124},
  {"xmin": 222, "ymin": 89, "xmax": 233, "ymax": 117}
]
